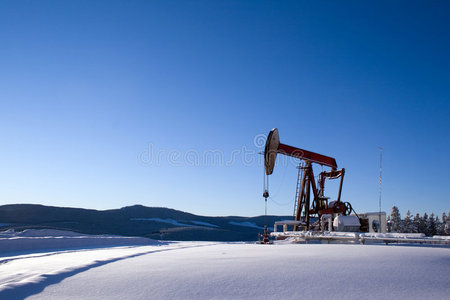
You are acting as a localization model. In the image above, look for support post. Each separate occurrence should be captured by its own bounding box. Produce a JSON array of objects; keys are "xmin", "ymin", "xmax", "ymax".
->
[
  {"xmin": 305, "ymin": 168, "xmax": 311, "ymax": 231},
  {"xmin": 294, "ymin": 162, "xmax": 309, "ymax": 230},
  {"xmin": 336, "ymin": 168, "xmax": 345, "ymax": 203}
]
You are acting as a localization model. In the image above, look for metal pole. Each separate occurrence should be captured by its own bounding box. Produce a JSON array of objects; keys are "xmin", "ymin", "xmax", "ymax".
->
[
  {"xmin": 265, "ymin": 196, "xmax": 267, "ymax": 217},
  {"xmin": 336, "ymin": 169, "xmax": 345, "ymax": 203},
  {"xmin": 263, "ymin": 171, "xmax": 269, "ymax": 225},
  {"xmin": 305, "ymin": 166, "xmax": 311, "ymax": 231},
  {"xmin": 379, "ymin": 147, "xmax": 383, "ymax": 232}
]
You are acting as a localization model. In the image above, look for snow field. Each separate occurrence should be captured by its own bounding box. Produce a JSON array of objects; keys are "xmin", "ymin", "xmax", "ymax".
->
[{"xmin": 1, "ymin": 243, "xmax": 447, "ymax": 299}]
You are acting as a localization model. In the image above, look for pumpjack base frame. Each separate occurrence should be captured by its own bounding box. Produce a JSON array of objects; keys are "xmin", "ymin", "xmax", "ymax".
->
[{"xmin": 270, "ymin": 231, "xmax": 450, "ymax": 245}]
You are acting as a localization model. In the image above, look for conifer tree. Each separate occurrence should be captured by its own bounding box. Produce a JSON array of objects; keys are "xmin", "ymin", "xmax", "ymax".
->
[
  {"xmin": 419, "ymin": 213, "xmax": 429, "ymax": 235},
  {"xmin": 403, "ymin": 210, "xmax": 413, "ymax": 233},
  {"xmin": 445, "ymin": 212, "xmax": 450, "ymax": 235},
  {"xmin": 390, "ymin": 206, "xmax": 401, "ymax": 232},
  {"xmin": 427, "ymin": 213, "xmax": 437, "ymax": 236},
  {"xmin": 435, "ymin": 215, "xmax": 444, "ymax": 235},
  {"xmin": 412, "ymin": 213, "xmax": 420, "ymax": 233}
]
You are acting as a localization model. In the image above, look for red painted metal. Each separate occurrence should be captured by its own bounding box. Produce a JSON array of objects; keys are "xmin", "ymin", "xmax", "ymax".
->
[
  {"xmin": 319, "ymin": 169, "xmax": 345, "ymax": 202},
  {"xmin": 277, "ymin": 143, "xmax": 337, "ymax": 170},
  {"xmin": 263, "ymin": 128, "xmax": 352, "ymax": 232}
]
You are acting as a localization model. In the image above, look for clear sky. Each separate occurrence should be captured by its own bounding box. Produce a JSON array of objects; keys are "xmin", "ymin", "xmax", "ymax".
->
[{"xmin": 1, "ymin": 1, "xmax": 449, "ymax": 217}]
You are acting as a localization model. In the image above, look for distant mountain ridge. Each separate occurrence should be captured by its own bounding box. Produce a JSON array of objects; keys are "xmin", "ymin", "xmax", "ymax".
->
[{"xmin": 0, "ymin": 204, "xmax": 291, "ymax": 241}]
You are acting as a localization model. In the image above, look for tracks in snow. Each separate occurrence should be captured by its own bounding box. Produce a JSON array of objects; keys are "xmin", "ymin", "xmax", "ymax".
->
[{"xmin": 0, "ymin": 242, "xmax": 217, "ymax": 298}]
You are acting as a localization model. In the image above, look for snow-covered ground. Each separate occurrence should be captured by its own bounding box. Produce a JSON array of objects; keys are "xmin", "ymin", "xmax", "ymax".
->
[
  {"xmin": 0, "ymin": 230, "xmax": 449, "ymax": 299},
  {"xmin": 0, "ymin": 229, "xmax": 155, "ymax": 254},
  {"xmin": 229, "ymin": 221, "xmax": 264, "ymax": 229},
  {"xmin": 130, "ymin": 217, "xmax": 194, "ymax": 227},
  {"xmin": 190, "ymin": 220, "xmax": 219, "ymax": 228},
  {"xmin": 130, "ymin": 218, "xmax": 221, "ymax": 228}
]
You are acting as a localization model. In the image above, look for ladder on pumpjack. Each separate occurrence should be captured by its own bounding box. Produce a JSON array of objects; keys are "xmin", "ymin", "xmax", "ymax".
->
[{"xmin": 292, "ymin": 163, "xmax": 303, "ymax": 218}]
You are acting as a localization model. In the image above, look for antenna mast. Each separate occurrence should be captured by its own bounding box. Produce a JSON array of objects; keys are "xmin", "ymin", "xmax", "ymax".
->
[{"xmin": 378, "ymin": 147, "xmax": 383, "ymax": 229}]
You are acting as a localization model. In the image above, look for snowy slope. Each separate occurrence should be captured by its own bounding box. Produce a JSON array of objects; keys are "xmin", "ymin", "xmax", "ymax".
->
[
  {"xmin": 0, "ymin": 230, "xmax": 449, "ymax": 299},
  {"xmin": 130, "ymin": 217, "xmax": 194, "ymax": 227},
  {"xmin": 229, "ymin": 221, "xmax": 264, "ymax": 229},
  {"xmin": 0, "ymin": 229, "xmax": 156, "ymax": 255}
]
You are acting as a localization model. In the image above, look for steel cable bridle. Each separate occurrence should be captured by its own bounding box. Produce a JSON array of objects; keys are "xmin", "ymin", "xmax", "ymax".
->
[{"xmin": 262, "ymin": 168, "xmax": 270, "ymax": 227}]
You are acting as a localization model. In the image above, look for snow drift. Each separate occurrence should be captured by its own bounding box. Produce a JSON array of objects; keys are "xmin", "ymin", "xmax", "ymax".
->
[{"xmin": 0, "ymin": 229, "xmax": 449, "ymax": 299}]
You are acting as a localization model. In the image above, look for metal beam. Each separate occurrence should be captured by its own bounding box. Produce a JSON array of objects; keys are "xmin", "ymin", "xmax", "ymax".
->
[{"xmin": 277, "ymin": 143, "xmax": 337, "ymax": 169}]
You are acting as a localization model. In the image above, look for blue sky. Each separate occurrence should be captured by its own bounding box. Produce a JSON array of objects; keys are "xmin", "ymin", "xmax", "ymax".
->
[{"xmin": 0, "ymin": 1, "xmax": 449, "ymax": 217}]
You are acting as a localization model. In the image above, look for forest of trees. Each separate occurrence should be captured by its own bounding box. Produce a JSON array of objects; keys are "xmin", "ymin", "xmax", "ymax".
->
[{"xmin": 388, "ymin": 206, "xmax": 449, "ymax": 236}]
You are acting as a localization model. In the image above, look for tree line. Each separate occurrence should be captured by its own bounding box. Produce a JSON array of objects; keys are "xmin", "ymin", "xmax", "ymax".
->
[{"xmin": 388, "ymin": 206, "xmax": 449, "ymax": 236}]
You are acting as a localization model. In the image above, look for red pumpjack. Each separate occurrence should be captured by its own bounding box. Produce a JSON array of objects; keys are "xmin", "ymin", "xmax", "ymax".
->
[{"xmin": 264, "ymin": 128, "xmax": 352, "ymax": 231}]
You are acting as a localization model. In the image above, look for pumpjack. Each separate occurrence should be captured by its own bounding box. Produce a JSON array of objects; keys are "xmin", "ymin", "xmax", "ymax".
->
[{"xmin": 263, "ymin": 128, "xmax": 353, "ymax": 231}]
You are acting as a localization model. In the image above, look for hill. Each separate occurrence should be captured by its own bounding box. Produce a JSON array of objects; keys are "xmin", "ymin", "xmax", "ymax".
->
[{"xmin": 0, "ymin": 204, "xmax": 290, "ymax": 241}]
